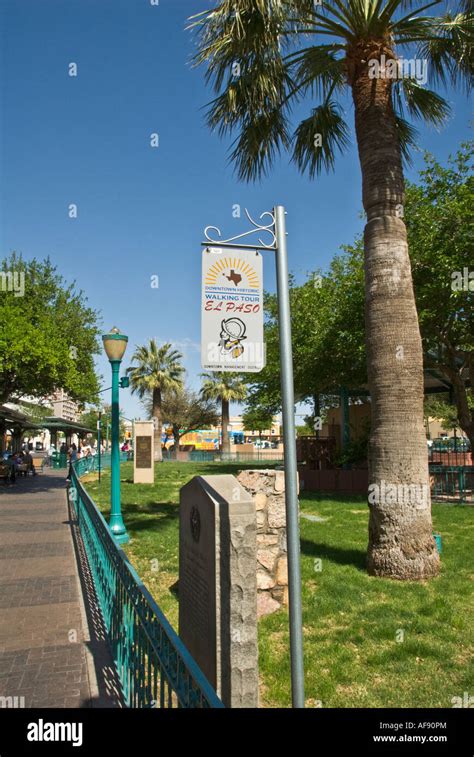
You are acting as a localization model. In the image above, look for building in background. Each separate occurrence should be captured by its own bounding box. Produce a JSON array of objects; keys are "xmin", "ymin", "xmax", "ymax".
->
[
  {"xmin": 49, "ymin": 390, "xmax": 80, "ymax": 422},
  {"xmin": 2, "ymin": 393, "xmax": 84, "ymax": 452},
  {"xmin": 178, "ymin": 415, "xmax": 282, "ymax": 450},
  {"xmin": 228, "ymin": 415, "xmax": 281, "ymax": 444}
]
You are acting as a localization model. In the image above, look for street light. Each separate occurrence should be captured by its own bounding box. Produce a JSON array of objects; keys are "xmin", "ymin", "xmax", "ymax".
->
[{"xmin": 102, "ymin": 327, "xmax": 129, "ymax": 544}]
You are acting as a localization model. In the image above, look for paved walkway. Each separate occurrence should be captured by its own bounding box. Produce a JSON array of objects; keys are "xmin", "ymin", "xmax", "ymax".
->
[{"xmin": 0, "ymin": 468, "xmax": 122, "ymax": 707}]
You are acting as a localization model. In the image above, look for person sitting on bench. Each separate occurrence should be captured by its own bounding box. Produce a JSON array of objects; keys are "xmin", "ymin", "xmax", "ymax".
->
[
  {"xmin": 5, "ymin": 455, "xmax": 17, "ymax": 483},
  {"xmin": 23, "ymin": 450, "xmax": 37, "ymax": 476}
]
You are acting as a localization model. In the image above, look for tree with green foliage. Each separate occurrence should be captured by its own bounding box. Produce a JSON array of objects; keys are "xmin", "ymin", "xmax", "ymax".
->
[
  {"xmin": 190, "ymin": 0, "xmax": 471, "ymax": 578},
  {"xmin": 250, "ymin": 251, "xmax": 366, "ymax": 412},
  {"xmin": 264, "ymin": 155, "xmax": 473, "ymax": 408},
  {"xmin": 126, "ymin": 340, "xmax": 184, "ymax": 461},
  {"xmin": 18, "ymin": 400, "xmax": 54, "ymax": 420},
  {"xmin": 79, "ymin": 404, "xmax": 127, "ymax": 447},
  {"xmin": 251, "ymin": 143, "xmax": 474, "ymax": 436},
  {"xmin": 242, "ymin": 406, "xmax": 275, "ymax": 441},
  {"xmin": 146, "ymin": 385, "xmax": 219, "ymax": 452},
  {"xmin": 200, "ymin": 372, "xmax": 247, "ymax": 454},
  {"xmin": 424, "ymin": 395, "xmax": 461, "ymax": 436},
  {"xmin": 408, "ymin": 144, "xmax": 474, "ymax": 449},
  {"xmin": 79, "ymin": 407, "xmax": 102, "ymax": 441},
  {"xmin": 0, "ymin": 253, "xmax": 100, "ymax": 405},
  {"xmin": 295, "ymin": 422, "xmax": 315, "ymax": 437}
]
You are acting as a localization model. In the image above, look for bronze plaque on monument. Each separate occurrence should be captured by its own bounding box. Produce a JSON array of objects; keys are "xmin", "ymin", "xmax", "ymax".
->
[{"xmin": 135, "ymin": 436, "xmax": 152, "ymax": 468}]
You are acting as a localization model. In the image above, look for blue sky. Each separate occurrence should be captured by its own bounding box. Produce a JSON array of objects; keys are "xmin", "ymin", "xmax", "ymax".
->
[{"xmin": 1, "ymin": 0, "xmax": 471, "ymax": 418}]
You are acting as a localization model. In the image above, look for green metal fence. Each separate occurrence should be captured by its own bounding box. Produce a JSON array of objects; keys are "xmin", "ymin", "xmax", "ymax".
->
[
  {"xmin": 227, "ymin": 451, "xmax": 283, "ymax": 463},
  {"xmin": 69, "ymin": 457, "xmax": 223, "ymax": 708},
  {"xmin": 430, "ymin": 465, "xmax": 474, "ymax": 504},
  {"xmin": 162, "ymin": 449, "xmax": 284, "ymax": 464},
  {"xmin": 73, "ymin": 452, "xmax": 128, "ymax": 476},
  {"xmin": 50, "ymin": 450, "xmax": 132, "ymax": 471}
]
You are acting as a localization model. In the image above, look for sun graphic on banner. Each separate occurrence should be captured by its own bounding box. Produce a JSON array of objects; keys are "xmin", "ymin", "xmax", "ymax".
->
[{"xmin": 205, "ymin": 256, "xmax": 260, "ymax": 289}]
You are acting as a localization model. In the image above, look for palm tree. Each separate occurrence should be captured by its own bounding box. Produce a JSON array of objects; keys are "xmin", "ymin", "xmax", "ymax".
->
[
  {"xmin": 127, "ymin": 340, "xmax": 184, "ymax": 461},
  {"xmin": 200, "ymin": 372, "xmax": 247, "ymax": 455},
  {"xmin": 189, "ymin": 1, "xmax": 472, "ymax": 579}
]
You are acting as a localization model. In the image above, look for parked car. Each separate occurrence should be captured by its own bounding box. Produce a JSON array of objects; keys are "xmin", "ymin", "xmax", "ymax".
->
[
  {"xmin": 432, "ymin": 437, "xmax": 471, "ymax": 452},
  {"xmin": 448, "ymin": 437, "xmax": 471, "ymax": 451},
  {"xmin": 254, "ymin": 440, "xmax": 272, "ymax": 449}
]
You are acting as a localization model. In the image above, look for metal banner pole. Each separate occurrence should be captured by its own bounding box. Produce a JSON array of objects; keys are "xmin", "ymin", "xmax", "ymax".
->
[
  {"xmin": 273, "ymin": 205, "xmax": 305, "ymax": 708},
  {"xmin": 201, "ymin": 205, "xmax": 305, "ymax": 707}
]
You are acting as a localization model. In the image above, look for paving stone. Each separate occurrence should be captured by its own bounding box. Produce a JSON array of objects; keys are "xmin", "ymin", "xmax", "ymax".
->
[{"xmin": 0, "ymin": 471, "xmax": 121, "ymax": 708}]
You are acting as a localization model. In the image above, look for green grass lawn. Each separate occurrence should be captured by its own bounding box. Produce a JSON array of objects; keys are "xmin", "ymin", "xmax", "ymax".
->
[{"xmin": 84, "ymin": 461, "xmax": 473, "ymax": 708}]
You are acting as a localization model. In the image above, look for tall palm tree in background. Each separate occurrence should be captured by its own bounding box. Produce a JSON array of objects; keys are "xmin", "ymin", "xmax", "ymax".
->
[
  {"xmin": 127, "ymin": 340, "xmax": 184, "ymax": 461},
  {"xmin": 189, "ymin": 0, "xmax": 472, "ymax": 578},
  {"xmin": 201, "ymin": 372, "xmax": 247, "ymax": 455}
]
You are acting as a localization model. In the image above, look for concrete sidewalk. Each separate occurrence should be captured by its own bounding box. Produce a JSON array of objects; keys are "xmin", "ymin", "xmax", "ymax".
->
[{"xmin": 0, "ymin": 469, "xmax": 122, "ymax": 708}]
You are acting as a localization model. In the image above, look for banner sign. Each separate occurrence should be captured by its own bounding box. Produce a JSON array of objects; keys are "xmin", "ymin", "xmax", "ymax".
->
[{"xmin": 201, "ymin": 247, "xmax": 265, "ymax": 372}]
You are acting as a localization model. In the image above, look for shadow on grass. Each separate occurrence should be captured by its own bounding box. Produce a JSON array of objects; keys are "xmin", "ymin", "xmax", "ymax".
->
[
  {"xmin": 121, "ymin": 464, "xmax": 269, "ymax": 486},
  {"xmin": 300, "ymin": 490, "xmax": 367, "ymax": 505},
  {"xmin": 300, "ymin": 538, "xmax": 367, "ymax": 572},
  {"xmin": 120, "ymin": 501, "xmax": 179, "ymax": 534}
]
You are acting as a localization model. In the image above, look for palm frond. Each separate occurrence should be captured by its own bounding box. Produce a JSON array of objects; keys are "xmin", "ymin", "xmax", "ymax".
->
[
  {"xmin": 400, "ymin": 79, "xmax": 451, "ymax": 124},
  {"xmin": 292, "ymin": 100, "xmax": 350, "ymax": 176},
  {"xmin": 190, "ymin": 1, "xmax": 285, "ymax": 92},
  {"xmin": 205, "ymin": 61, "xmax": 295, "ymax": 135},
  {"xmin": 200, "ymin": 371, "xmax": 247, "ymax": 402},
  {"xmin": 126, "ymin": 339, "xmax": 184, "ymax": 396},
  {"xmin": 391, "ymin": 6, "xmax": 440, "ymax": 43},
  {"xmin": 393, "ymin": 113, "xmax": 419, "ymax": 165},
  {"xmin": 286, "ymin": 45, "xmax": 346, "ymax": 100},
  {"xmin": 303, "ymin": 9, "xmax": 357, "ymax": 40},
  {"xmin": 189, "ymin": 0, "xmax": 471, "ymax": 183},
  {"xmin": 229, "ymin": 109, "xmax": 292, "ymax": 181},
  {"xmin": 416, "ymin": 12, "xmax": 474, "ymax": 92}
]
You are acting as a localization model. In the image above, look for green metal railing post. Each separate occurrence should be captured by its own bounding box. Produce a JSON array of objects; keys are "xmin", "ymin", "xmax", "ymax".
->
[
  {"xmin": 109, "ymin": 360, "xmax": 129, "ymax": 544},
  {"xmin": 69, "ymin": 457, "xmax": 223, "ymax": 708},
  {"xmin": 97, "ymin": 413, "xmax": 102, "ymax": 484}
]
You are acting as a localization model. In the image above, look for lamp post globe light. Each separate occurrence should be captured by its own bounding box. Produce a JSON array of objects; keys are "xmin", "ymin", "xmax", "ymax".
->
[{"xmin": 102, "ymin": 327, "xmax": 129, "ymax": 545}]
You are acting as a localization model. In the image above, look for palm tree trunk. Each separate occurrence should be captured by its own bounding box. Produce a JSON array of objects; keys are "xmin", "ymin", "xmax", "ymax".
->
[
  {"xmin": 352, "ymin": 56, "xmax": 439, "ymax": 579},
  {"xmin": 221, "ymin": 398, "xmax": 230, "ymax": 456},
  {"xmin": 152, "ymin": 388, "xmax": 163, "ymax": 462},
  {"xmin": 173, "ymin": 423, "xmax": 180, "ymax": 459}
]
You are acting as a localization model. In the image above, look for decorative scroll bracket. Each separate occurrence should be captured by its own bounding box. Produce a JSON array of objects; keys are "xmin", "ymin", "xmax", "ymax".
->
[{"xmin": 202, "ymin": 208, "xmax": 276, "ymax": 251}]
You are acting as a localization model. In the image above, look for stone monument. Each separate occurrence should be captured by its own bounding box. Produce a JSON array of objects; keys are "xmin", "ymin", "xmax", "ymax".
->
[
  {"xmin": 237, "ymin": 469, "xmax": 295, "ymax": 617},
  {"xmin": 179, "ymin": 475, "xmax": 258, "ymax": 707},
  {"xmin": 133, "ymin": 420, "xmax": 154, "ymax": 484}
]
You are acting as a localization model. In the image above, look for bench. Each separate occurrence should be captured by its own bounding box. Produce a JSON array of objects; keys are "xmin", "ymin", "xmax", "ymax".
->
[{"xmin": 0, "ymin": 464, "xmax": 12, "ymax": 483}]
